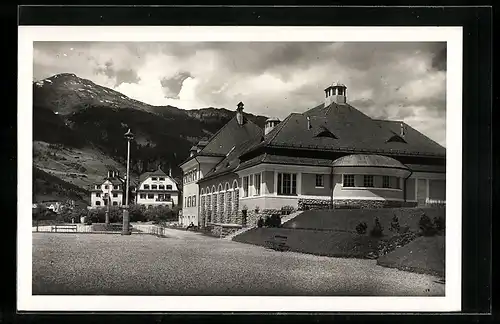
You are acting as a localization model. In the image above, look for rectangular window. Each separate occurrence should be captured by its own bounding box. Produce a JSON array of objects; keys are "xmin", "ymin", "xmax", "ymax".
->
[
  {"xmin": 166, "ymin": 185, "xmax": 172, "ymax": 190},
  {"xmin": 394, "ymin": 177, "xmax": 401, "ymax": 189},
  {"xmin": 112, "ymin": 201, "xmax": 118, "ymax": 206},
  {"xmin": 364, "ymin": 175, "xmax": 374, "ymax": 187},
  {"xmin": 113, "ymin": 193, "xmax": 118, "ymax": 198},
  {"xmin": 343, "ymin": 174, "xmax": 355, "ymax": 187},
  {"xmin": 143, "ymin": 184, "xmax": 150, "ymax": 189},
  {"xmin": 159, "ymin": 185, "xmax": 165, "ymax": 190},
  {"xmin": 147, "ymin": 194, "xmax": 154, "ymax": 199},
  {"xmin": 152, "ymin": 177, "xmax": 157, "ymax": 181},
  {"xmin": 382, "ymin": 176, "xmax": 391, "ymax": 188},
  {"xmin": 104, "ymin": 185, "xmax": 109, "ymax": 189},
  {"xmin": 277, "ymin": 173, "xmax": 297, "ymax": 195},
  {"xmin": 242, "ymin": 176, "xmax": 249, "ymax": 197},
  {"xmin": 152, "ymin": 185, "xmax": 157, "ymax": 190},
  {"xmin": 159, "ymin": 177, "xmax": 165, "ymax": 181},
  {"xmin": 115, "ymin": 185, "xmax": 120, "ymax": 190},
  {"xmin": 103, "ymin": 200, "xmax": 108, "ymax": 206},
  {"xmin": 166, "ymin": 193, "xmax": 171, "ymax": 200},
  {"xmin": 192, "ymin": 195, "xmax": 196, "ymax": 207},
  {"xmin": 254, "ymin": 173, "xmax": 261, "ymax": 196},
  {"xmin": 158, "ymin": 194, "xmax": 164, "ymax": 201},
  {"xmin": 140, "ymin": 194, "xmax": 146, "ymax": 199},
  {"xmin": 315, "ymin": 174, "xmax": 324, "ymax": 187},
  {"xmin": 96, "ymin": 193, "xmax": 101, "ymax": 197},
  {"xmin": 96, "ymin": 201, "xmax": 101, "ymax": 206}
]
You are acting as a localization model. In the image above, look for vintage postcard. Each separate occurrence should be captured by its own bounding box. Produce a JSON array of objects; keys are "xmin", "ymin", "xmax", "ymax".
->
[{"xmin": 18, "ymin": 25, "xmax": 462, "ymax": 312}]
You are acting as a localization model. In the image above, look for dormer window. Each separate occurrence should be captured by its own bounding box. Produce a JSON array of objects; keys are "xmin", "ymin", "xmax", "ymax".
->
[
  {"xmin": 159, "ymin": 177, "xmax": 165, "ymax": 181},
  {"xmin": 314, "ymin": 126, "xmax": 338, "ymax": 139},
  {"xmin": 152, "ymin": 177, "xmax": 157, "ymax": 181},
  {"xmin": 387, "ymin": 133, "xmax": 407, "ymax": 144}
]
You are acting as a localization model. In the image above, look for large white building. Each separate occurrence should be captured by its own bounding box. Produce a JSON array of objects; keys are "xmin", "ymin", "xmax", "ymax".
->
[
  {"xmin": 135, "ymin": 166, "xmax": 180, "ymax": 208},
  {"xmin": 178, "ymin": 102, "xmax": 263, "ymax": 227},
  {"xmin": 178, "ymin": 82, "xmax": 446, "ymax": 230},
  {"xmin": 89, "ymin": 169, "xmax": 124, "ymax": 208}
]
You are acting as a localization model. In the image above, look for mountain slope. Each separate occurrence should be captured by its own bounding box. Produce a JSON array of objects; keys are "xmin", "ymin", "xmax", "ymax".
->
[{"xmin": 32, "ymin": 73, "xmax": 268, "ymax": 204}]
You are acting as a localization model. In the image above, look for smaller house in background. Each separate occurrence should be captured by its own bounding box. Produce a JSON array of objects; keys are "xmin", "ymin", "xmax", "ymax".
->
[
  {"xmin": 89, "ymin": 168, "xmax": 125, "ymax": 208},
  {"xmin": 136, "ymin": 166, "xmax": 180, "ymax": 208}
]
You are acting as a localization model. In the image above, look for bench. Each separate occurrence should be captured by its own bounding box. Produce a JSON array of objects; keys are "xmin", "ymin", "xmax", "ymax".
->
[
  {"xmin": 51, "ymin": 225, "xmax": 78, "ymax": 232},
  {"xmin": 265, "ymin": 235, "xmax": 290, "ymax": 252}
]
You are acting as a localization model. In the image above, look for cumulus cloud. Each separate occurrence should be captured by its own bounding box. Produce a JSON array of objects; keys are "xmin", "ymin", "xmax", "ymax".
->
[{"xmin": 33, "ymin": 41, "xmax": 447, "ymax": 146}]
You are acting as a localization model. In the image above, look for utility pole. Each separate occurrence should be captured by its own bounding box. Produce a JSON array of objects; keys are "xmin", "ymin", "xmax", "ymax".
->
[{"xmin": 122, "ymin": 129, "xmax": 134, "ymax": 235}]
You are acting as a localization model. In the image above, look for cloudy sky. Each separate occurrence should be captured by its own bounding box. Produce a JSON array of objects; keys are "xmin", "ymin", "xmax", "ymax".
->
[{"xmin": 33, "ymin": 41, "xmax": 447, "ymax": 146}]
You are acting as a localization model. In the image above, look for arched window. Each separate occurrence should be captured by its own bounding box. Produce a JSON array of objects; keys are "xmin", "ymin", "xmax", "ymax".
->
[
  {"xmin": 212, "ymin": 186, "xmax": 217, "ymax": 223},
  {"xmin": 201, "ymin": 188, "xmax": 205, "ymax": 195},
  {"xmin": 225, "ymin": 182, "xmax": 232, "ymax": 223},
  {"xmin": 218, "ymin": 184, "xmax": 225, "ymax": 223},
  {"xmin": 232, "ymin": 180, "xmax": 239, "ymax": 219}
]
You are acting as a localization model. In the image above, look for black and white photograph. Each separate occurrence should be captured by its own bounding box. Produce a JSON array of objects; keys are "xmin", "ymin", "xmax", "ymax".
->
[{"xmin": 18, "ymin": 26, "xmax": 462, "ymax": 312}]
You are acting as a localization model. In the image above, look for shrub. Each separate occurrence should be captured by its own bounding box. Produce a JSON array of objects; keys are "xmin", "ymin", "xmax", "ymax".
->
[
  {"xmin": 390, "ymin": 215, "xmax": 400, "ymax": 233},
  {"xmin": 269, "ymin": 214, "xmax": 282, "ymax": 228},
  {"xmin": 433, "ymin": 215, "xmax": 445, "ymax": 233},
  {"xmin": 257, "ymin": 217, "xmax": 264, "ymax": 228},
  {"xmin": 129, "ymin": 204, "xmax": 147, "ymax": 222},
  {"xmin": 419, "ymin": 213, "xmax": 437, "ymax": 236},
  {"xmin": 369, "ymin": 217, "xmax": 384, "ymax": 237},
  {"xmin": 264, "ymin": 216, "xmax": 271, "ymax": 227},
  {"xmin": 145, "ymin": 205, "xmax": 172, "ymax": 224},
  {"xmin": 355, "ymin": 221, "xmax": 368, "ymax": 234},
  {"xmin": 281, "ymin": 205, "xmax": 295, "ymax": 215}
]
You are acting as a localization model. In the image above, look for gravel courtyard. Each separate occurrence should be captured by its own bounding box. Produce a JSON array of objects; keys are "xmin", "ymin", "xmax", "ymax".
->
[{"xmin": 32, "ymin": 230, "xmax": 445, "ymax": 296}]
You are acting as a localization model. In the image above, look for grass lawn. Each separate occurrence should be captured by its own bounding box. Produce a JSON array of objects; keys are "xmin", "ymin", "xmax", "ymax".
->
[
  {"xmin": 233, "ymin": 228, "xmax": 382, "ymax": 258},
  {"xmin": 377, "ymin": 235, "xmax": 445, "ymax": 277},
  {"xmin": 283, "ymin": 207, "xmax": 445, "ymax": 233},
  {"xmin": 233, "ymin": 207, "xmax": 445, "ymax": 276}
]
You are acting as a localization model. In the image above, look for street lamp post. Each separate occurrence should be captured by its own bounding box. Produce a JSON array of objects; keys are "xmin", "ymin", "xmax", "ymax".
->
[{"xmin": 122, "ymin": 128, "xmax": 134, "ymax": 235}]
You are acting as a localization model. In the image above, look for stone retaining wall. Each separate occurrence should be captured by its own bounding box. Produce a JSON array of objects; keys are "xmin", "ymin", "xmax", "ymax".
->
[
  {"xmin": 298, "ymin": 198, "xmax": 418, "ymax": 210},
  {"xmin": 207, "ymin": 224, "xmax": 243, "ymax": 238}
]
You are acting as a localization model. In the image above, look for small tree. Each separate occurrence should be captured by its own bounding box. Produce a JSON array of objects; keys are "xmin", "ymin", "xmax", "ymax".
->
[
  {"xmin": 418, "ymin": 213, "xmax": 436, "ymax": 236},
  {"xmin": 390, "ymin": 215, "xmax": 400, "ymax": 233},
  {"xmin": 419, "ymin": 213, "xmax": 436, "ymax": 236},
  {"xmin": 264, "ymin": 216, "xmax": 271, "ymax": 227},
  {"xmin": 433, "ymin": 215, "xmax": 445, "ymax": 233},
  {"xmin": 355, "ymin": 221, "xmax": 368, "ymax": 234},
  {"xmin": 370, "ymin": 217, "xmax": 384, "ymax": 237}
]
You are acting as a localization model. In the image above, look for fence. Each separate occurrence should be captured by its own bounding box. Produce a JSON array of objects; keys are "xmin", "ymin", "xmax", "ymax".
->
[{"xmin": 32, "ymin": 223, "xmax": 169, "ymax": 237}]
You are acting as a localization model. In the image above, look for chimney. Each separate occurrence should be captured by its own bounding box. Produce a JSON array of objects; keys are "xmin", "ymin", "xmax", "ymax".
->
[
  {"xmin": 324, "ymin": 82, "xmax": 347, "ymax": 107},
  {"xmin": 307, "ymin": 116, "xmax": 312, "ymax": 130},
  {"xmin": 236, "ymin": 102, "xmax": 245, "ymax": 125},
  {"xmin": 189, "ymin": 146, "xmax": 198, "ymax": 157},
  {"xmin": 169, "ymin": 167, "xmax": 172, "ymax": 177},
  {"xmin": 107, "ymin": 170, "xmax": 111, "ymax": 178},
  {"xmin": 264, "ymin": 117, "xmax": 280, "ymax": 135},
  {"xmin": 400, "ymin": 122, "xmax": 406, "ymax": 137}
]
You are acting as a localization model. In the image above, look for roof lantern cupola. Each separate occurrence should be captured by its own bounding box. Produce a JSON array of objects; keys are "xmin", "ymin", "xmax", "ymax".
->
[{"xmin": 324, "ymin": 81, "xmax": 347, "ymax": 107}]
